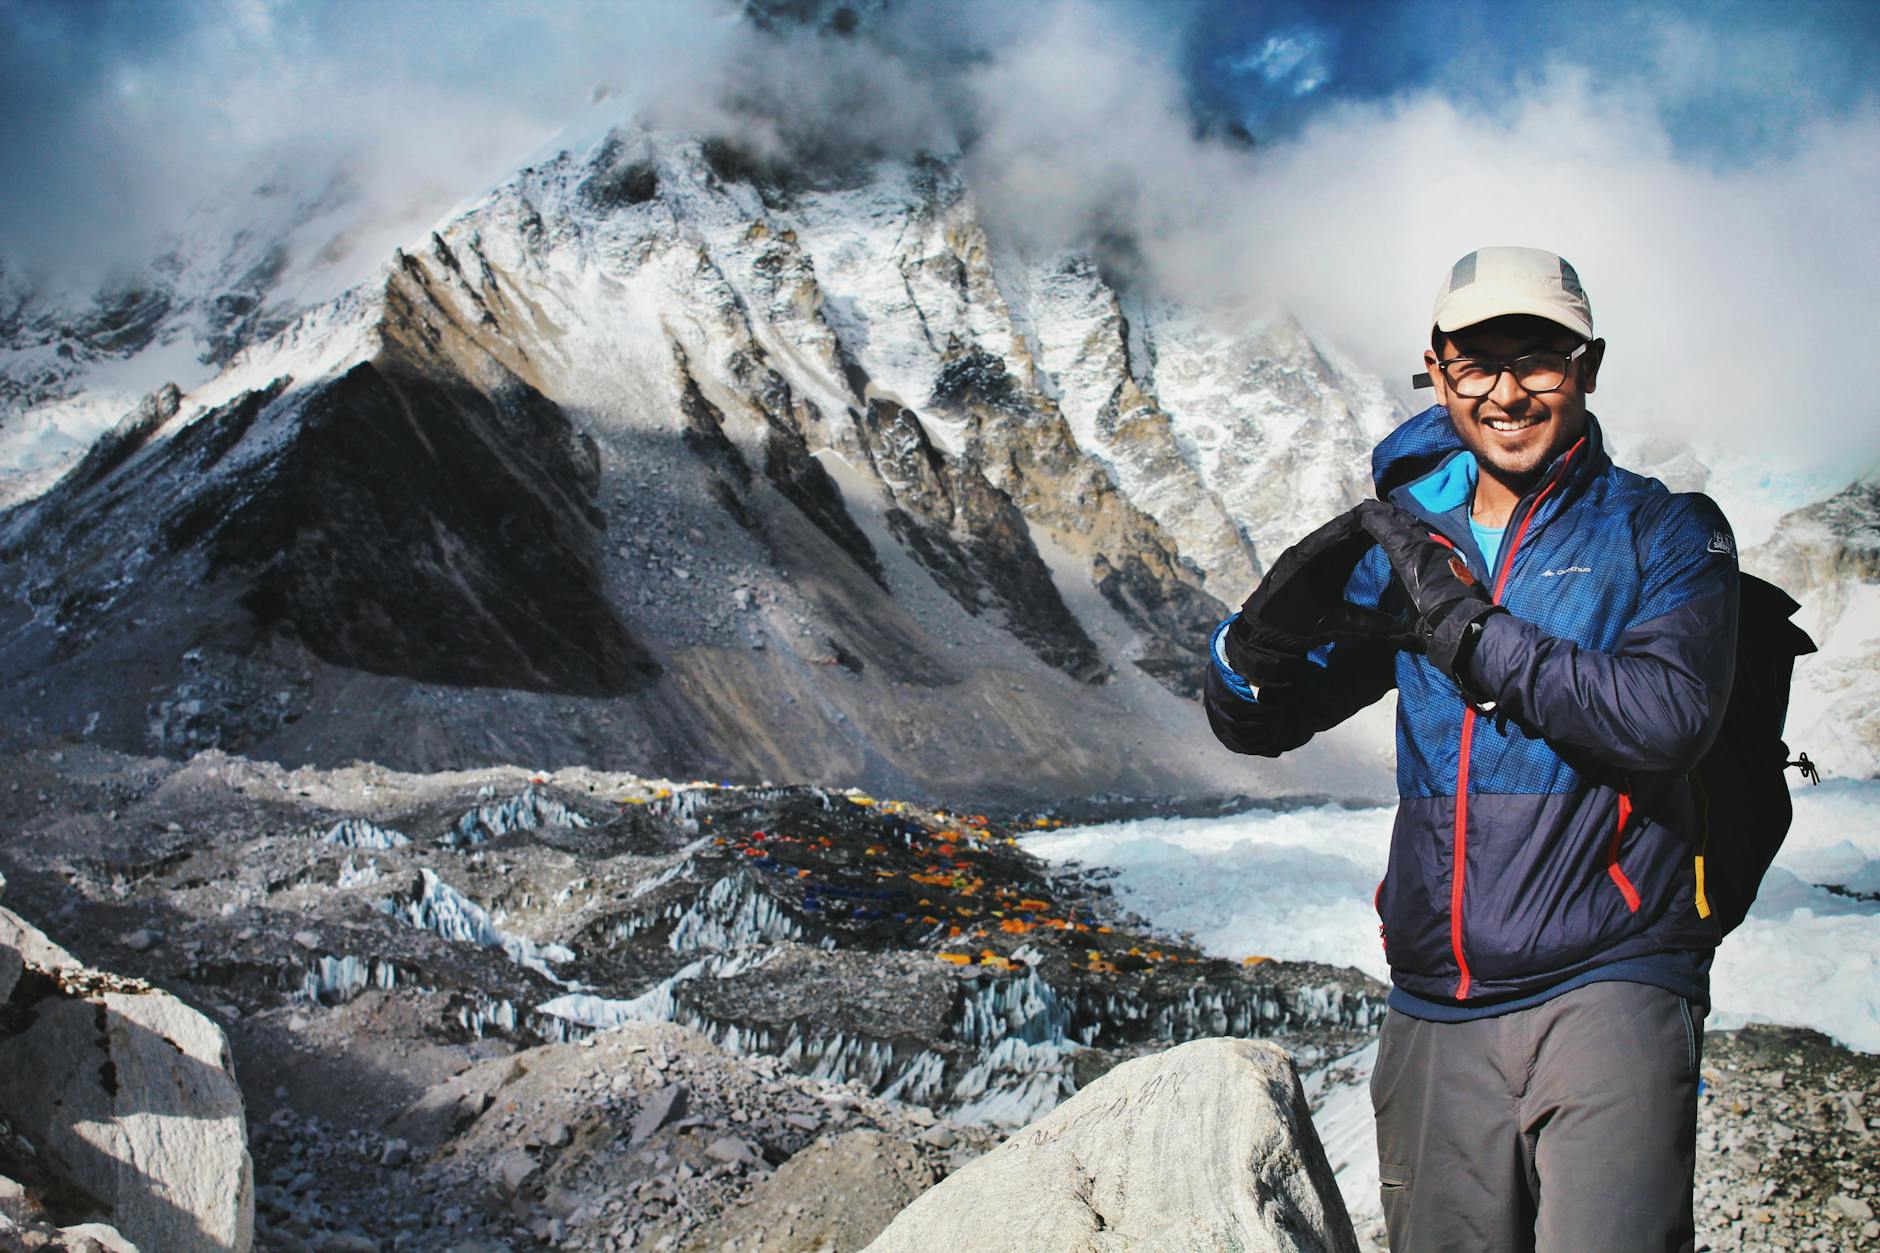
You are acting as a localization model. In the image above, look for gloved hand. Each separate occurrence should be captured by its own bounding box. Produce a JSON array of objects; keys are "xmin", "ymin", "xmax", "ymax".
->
[
  {"xmin": 1220, "ymin": 614, "xmax": 1314, "ymax": 692},
  {"xmin": 1224, "ymin": 505, "xmax": 1399, "ymax": 690},
  {"xmin": 1354, "ymin": 500, "xmax": 1505, "ymax": 678}
]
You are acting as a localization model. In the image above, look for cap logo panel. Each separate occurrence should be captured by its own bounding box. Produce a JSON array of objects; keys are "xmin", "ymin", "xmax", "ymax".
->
[
  {"xmin": 1449, "ymin": 251, "xmax": 1478, "ymax": 291},
  {"xmin": 1558, "ymin": 258, "xmax": 1585, "ymax": 300}
]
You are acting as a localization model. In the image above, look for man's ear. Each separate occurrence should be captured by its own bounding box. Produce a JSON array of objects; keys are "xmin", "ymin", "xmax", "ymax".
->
[
  {"xmin": 1580, "ymin": 338, "xmax": 1606, "ymax": 394},
  {"xmin": 1424, "ymin": 339, "xmax": 1452, "ymax": 406}
]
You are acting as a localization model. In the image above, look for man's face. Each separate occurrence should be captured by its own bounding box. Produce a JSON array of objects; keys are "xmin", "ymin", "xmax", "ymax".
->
[{"xmin": 1425, "ymin": 314, "xmax": 1603, "ymax": 489}]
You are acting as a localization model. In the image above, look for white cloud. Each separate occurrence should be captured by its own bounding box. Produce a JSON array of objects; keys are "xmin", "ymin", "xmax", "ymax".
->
[
  {"xmin": 1223, "ymin": 70, "xmax": 1880, "ymax": 483},
  {"xmin": 8, "ymin": 0, "xmax": 1874, "ymax": 501},
  {"xmin": 1228, "ymin": 29, "xmax": 1333, "ymax": 97},
  {"xmin": 939, "ymin": 9, "xmax": 1879, "ymax": 491}
]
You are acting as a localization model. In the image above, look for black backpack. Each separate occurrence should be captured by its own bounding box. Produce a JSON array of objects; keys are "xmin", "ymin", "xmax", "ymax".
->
[{"xmin": 1691, "ymin": 573, "xmax": 1819, "ymax": 935}]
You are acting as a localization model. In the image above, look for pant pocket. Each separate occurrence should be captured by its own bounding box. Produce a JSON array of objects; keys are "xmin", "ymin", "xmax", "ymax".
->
[
  {"xmin": 1679, "ymin": 995, "xmax": 1703, "ymax": 1077},
  {"xmin": 1378, "ymin": 1160, "xmax": 1413, "ymax": 1228},
  {"xmin": 1370, "ymin": 1012, "xmax": 1411, "ymax": 1118}
]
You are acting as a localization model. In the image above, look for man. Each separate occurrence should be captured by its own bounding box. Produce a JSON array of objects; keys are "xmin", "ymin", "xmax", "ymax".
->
[{"xmin": 1204, "ymin": 247, "xmax": 1736, "ymax": 1252}]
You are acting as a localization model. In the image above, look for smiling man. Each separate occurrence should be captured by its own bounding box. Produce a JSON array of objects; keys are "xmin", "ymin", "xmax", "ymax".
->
[{"xmin": 1205, "ymin": 248, "xmax": 1738, "ymax": 1251}]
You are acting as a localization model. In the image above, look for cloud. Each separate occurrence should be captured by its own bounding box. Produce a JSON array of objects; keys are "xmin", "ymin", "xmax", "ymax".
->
[
  {"xmin": 1207, "ymin": 71, "xmax": 1880, "ymax": 481},
  {"xmin": 0, "ymin": 0, "xmax": 745, "ymax": 283},
  {"xmin": 2, "ymin": 0, "xmax": 1874, "ymax": 491},
  {"xmin": 930, "ymin": 4, "xmax": 1880, "ymax": 485},
  {"xmin": 1226, "ymin": 28, "xmax": 1333, "ymax": 98}
]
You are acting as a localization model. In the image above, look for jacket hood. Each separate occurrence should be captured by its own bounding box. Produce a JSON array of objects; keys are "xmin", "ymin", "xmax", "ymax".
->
[{"xmin": 1372, "ymin": 405, "xmax": 1610, "ymax": 504}]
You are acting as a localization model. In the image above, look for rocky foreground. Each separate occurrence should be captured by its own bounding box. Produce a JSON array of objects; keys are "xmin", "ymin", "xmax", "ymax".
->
[
  {"xmin": 0, "ymin": 742, "xmax": 1381, "ymax": 1251},
  {"xmin": 0, "ymin": 741, "xmax": 1873, "ymax": 1252}
]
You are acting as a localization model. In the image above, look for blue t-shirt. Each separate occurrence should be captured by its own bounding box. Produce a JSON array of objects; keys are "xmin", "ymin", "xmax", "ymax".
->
[{"xmin": 1470, "ymin": 516, "xmax": 1506, "ymax": 578}]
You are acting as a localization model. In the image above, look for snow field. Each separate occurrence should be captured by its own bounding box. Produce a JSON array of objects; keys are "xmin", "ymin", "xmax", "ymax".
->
[
  {"xmin": 1024, "ymin": 780, "xmax": 1880, "ymax": 1246},
  {"xmin": 1024, "ymin": 780, "xmax": 1880, "ymax": 1051},
  {"xmin": 1024, "ymin": 801, "xmax": 1396, "ymax": 982}
]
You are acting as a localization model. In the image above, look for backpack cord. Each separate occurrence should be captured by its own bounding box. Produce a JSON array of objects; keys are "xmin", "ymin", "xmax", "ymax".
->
[{"xmin": 1787, "ymin": 752, "xmax": 1819, "ymax": 785}]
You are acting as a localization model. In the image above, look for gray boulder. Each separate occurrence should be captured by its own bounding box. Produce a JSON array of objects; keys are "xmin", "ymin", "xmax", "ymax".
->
[
  {"xmin": 0, "ymin": 905, "xmax": 254, "ymax": 1252},
  {"xmin": 865, "ymin": 1037, "xmax": 1358, "ymax": 1253},
  {"xmin": 0, "ymin": 938, "xmax": 18, "ymax": 1006},
  {"xmin": 680, "ymin": 1129, "xmax": 940, "ymax": 1253}
]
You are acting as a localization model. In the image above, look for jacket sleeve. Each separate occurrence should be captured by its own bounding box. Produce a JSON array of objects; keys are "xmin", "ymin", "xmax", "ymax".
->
[
  {"xmin": 1204, "ymin": 548, "xmax": 1398, "ymax": 757},
  {"xmin": 1461, "ymin": 492, "xmax": 1739, "ymax": 775}
]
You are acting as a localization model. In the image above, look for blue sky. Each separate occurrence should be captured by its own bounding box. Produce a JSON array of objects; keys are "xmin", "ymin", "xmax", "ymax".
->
[
  {"xmin": 1185, "ymin": 0, "xmax": 1880, "ymax": 162},
  {"xmin": 3, "ymin": 0, "xmax": 1876, "ymax": 480}
]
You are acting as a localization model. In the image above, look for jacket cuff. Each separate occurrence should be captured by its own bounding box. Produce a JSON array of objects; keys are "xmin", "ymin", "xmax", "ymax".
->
[
  {"xmin": 1458, "ymin": 610, "xmax": 1521, "ymax": 697},
  {"xmin": 1209, "ymin": 618, "xmax": 1260, "ymax": 704},
  {"xmin": 1430, "ymin": 602, "xmax": 1506, "ymax": 679}
]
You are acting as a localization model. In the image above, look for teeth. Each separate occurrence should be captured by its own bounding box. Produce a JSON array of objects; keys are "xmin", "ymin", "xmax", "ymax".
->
[{"xmin": 1485, "ymin": 417, "xmax": 1540, "ymax": 432}]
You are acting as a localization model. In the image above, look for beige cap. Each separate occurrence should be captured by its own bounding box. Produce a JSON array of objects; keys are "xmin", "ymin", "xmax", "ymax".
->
[{"xmin": 1432, "ymin": 246, "xmax": 1593, "ymax": 340}]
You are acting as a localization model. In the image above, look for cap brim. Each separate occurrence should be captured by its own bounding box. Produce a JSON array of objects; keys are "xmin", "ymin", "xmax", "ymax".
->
[{"xmin": 1434, "ymin": 291, "xmax": 1592, "ymax": 341}]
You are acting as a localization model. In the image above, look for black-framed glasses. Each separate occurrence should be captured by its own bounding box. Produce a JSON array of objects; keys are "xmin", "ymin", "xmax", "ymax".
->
[{"xmin": 1412, "ymin": 342, "xmax": 1593, "ymax": 395}]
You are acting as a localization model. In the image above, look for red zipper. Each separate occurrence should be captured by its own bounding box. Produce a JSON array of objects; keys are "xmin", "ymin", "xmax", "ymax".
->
[
  {"xmin": 1608, "ymin": 791, "xmax": 1642, "ymax": 911},
  {"xmin": 1447, "ymin": 437, "xmax": 1585, "ymax": 999}
]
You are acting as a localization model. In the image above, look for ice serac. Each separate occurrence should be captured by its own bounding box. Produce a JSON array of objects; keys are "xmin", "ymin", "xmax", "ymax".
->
[
  {"xmin": 0, "ymin": 906, "xmax": 254, "ymax": 1253},
  {"xmin": 864, "ymin": 1036, "xmax": 1359, "ymax": 1253}
]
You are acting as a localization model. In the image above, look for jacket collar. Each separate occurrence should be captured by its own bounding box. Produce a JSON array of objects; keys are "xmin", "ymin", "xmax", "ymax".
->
[
  {"xmin": 1373, "ymin": 405, "xmax": 1607, "ymax": 511},
  {"xmin": 1373, "ymin": 407, "xmax": 1607, "ymax": 575}
]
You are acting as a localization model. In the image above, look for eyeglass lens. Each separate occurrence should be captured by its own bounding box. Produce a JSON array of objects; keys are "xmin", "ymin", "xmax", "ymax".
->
[{"xmin": 1444, "ymin": 352, "xmax": 1570, "ymax": 397}]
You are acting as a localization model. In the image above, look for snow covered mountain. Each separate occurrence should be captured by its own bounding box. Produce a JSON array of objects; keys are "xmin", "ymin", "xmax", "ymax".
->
[
  {"xmin": 3, "ymin": 90, "xmax": 1868, "ymax": 802},
  {"xmin": 0, "ymin": 122, "xmax": 1401, "ymax": 803}
]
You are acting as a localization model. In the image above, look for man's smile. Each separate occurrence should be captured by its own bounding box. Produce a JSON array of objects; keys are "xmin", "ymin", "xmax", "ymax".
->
[{"xmin": 1481, "ymin": 413, "xmax": 1546, "ymax": 434}]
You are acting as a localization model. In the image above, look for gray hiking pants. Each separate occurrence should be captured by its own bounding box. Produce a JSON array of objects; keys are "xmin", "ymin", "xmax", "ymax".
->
[{"xmin": 1370, "ymin": 980, "xmax": 1704, "ymax": 1253}]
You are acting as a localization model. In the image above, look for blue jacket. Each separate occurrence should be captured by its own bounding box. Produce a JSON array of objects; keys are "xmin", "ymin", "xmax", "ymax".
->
[{"xmin": 1205, "ymin": 408, "xmax": 1737, "ymax": 1004}]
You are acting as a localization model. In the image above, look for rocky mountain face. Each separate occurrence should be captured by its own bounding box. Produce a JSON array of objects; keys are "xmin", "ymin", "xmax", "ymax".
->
[
  {"xmin": 0, "ymin": 127, "xmax": 1398, "ymax": 805},
  {"xmin": 0, "ymin": 171, "xmax": 376, "ymax": 489},
  {"xmin": 1747, "ymin": 476, "xmax": 1880, "ymax": 779}
]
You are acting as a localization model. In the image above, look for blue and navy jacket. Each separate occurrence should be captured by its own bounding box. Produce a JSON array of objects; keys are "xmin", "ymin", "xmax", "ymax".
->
[{"xmin": 1205, "ymin": 408, "xmax": 1738, "ymax": 1008}]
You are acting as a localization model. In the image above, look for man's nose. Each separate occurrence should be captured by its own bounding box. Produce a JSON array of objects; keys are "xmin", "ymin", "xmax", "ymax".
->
[{"xmin": 1487, "ymin": 365, "xmax": 1528, "ymax": 408}]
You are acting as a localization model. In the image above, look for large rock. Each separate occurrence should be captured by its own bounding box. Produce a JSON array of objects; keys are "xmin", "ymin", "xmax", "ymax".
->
[
  {"xmin": 681, "ymin": 1129, "xmax": 940, "ymax": 1253},
  {"xmin": 0, "ymin": 936, "xmax": 18, "ymax": 1006},
  {"xmin": 865, "ymin": 1037, "xmax": 1359, "ymax": 1253},
  {"xmin": 0, "ymin": 905, "xmax": 254, "ymax": 1252}
]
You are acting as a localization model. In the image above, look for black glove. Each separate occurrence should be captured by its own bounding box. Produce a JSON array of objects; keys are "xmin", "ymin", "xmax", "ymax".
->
[
  {"xmin": 1221, "ymin": 614, "xmax": 1314, "ymax": 691},
  {"xmin": 1354, "ymin": 500, "xmax": 1505, "ymax": 678},
  {"xmin": 1225, "ymin": 505, "xmax": 1399, "ymax": 689}
]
